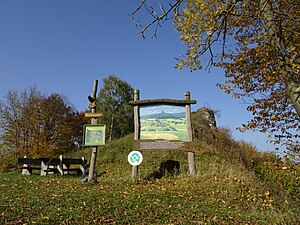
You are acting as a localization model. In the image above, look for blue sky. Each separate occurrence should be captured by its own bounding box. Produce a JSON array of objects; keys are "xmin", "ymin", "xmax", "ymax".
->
[{"xmin": 0, "ymin": 0, "xmax": 281, "ymax": 153}]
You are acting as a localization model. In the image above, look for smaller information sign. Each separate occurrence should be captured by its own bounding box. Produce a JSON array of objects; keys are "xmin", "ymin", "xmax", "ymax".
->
[
  {"xmin": 133, "ymin": 140, "xmax": 193, "ymax": 151},
  {"xmin": 83, "ymin": 125, "xmax": 106, "ymax": 146},
  {"xmin": 128, "ymin": 151, "xmax": 143, "ymax": 166}
]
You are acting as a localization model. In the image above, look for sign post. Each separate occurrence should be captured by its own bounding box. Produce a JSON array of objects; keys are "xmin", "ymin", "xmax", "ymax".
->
[
  {"xmin": 185, "ymin": 92, "xmax": 196, "ymax": 175},
  {"xmin": 132, "ymin": 89, "xmax": 140, "ymax": 179},
  {"xmin": 87, "ymin": 80, "xmax": 99, "ymax": 182}
]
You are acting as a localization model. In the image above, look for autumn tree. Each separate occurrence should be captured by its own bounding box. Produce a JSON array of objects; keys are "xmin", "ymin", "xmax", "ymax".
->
[
  {"xmin": 37, "ymin": 93, "xmax": 87, "ymax": 156},
  {"xmin": 97, "ymin": 75, "xmax": 134, "ymax": 141},
  {"xmin": 0, "ymin": 88, "xmax": 42, "ymax": 158},
  {"xmin": 0, "ymin": 87, "xmax": 86, "ymax": 159},
  {"xmin": 132, "ymin": 0, "xmax": 300, "ymax": 155}
]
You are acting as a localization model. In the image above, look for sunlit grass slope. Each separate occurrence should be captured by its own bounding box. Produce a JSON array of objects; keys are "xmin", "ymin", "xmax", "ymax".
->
[{"xmin": 1, "ymin": 133, "xmax": 299, "ymax": 224}]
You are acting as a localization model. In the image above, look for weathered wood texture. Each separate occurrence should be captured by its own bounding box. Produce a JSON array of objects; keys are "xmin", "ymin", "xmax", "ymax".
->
[
  {"xmin": 133, "ymin": 140, "xmax": 194, "ymax": 151},
  {"xmin": 185, "ymin": 92, "xmax": 196, "ymax": 175},
  {"xmin": 132, "ymin": 89, "xmax": 140, "ymax": 179},
  {"xmin": 84, "ymin": 113, "xmax": 103, "ymax": 118},
  {"xmin": 129, "ymin": 99, "xmax": 196, "ymax": 106},
  {"xmin": 131, "ymin": 89, "xmax": 197, "ymax": 177},
  {"xmin": 88, "ymin": 80, "xmax": 99, "ymax": 182},
  {"xmin": 18, "ymin": 155, "xmax": 87, "ymax": 176},
  {"xmin": 58, "ymin": 155, "xmax": 87, "ymax": 176}
]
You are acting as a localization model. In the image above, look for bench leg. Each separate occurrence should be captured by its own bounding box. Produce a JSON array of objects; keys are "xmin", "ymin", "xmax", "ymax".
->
[
  {"xmin": 80, "ymin": 165, "xmax": 86, "ymax": 176},
  {"xmin": 22, "ymin": 164, "xmax": 32, "ymax": 175},
  {"xmin": 41, "ymin": 161, "xmax": 47, "ymax": 176},
  {"xmin": 47, "ymin": 165, "xmax": 55, "ymax": 175},
  {"xmin": 65, "ymin": 165, "xmax": 70, "ymax": 175},
  {"xmin": 57, "ymin": 163, "xmax": 63, "ymax": 176}
]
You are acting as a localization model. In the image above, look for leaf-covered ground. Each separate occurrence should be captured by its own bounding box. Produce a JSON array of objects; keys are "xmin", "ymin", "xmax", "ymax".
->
[
  {"xmin": 1, "ymin": 135, "xmax": 299, "ymax": 224},
  {"xmin": 0, "ymin": 171, "xmax": 298, "ymax": 225}
]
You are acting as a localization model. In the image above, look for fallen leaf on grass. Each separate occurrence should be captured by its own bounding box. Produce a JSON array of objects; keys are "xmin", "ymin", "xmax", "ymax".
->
[{"xmin": 41, "ymin": 216, "xmax": 49, "ymax": 220}]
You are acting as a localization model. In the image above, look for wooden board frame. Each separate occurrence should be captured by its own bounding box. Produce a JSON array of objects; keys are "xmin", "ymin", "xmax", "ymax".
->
[
  {"xmin": 129, "ymin": 90, "xmax": 197, "ymax": 177},
  {"xmin": 129, "ymin": 93, "xmax": 196, "ymax": 151}
]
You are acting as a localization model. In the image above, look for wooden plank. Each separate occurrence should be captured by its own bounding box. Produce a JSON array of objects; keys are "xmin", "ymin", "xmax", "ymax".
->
[
  {"xmin": 44, "ymin": 158, "xmax": 60, "ymax": 166},
  {"xmin": 18, "ymin": 158, "xmax": 42, "ymax": 165},
  {"xmin": 132, "ymin": 89, "xmax": 140, "ymax": 179},
  {"xmin": 62, "ymin": 158, "xmax": 87, "ymax": 165},
  {"xmin": 185, "ymin": 92, "xmax": 196, "ymax": 176},
  {"xmin": 133, "ymin": 90, "xmax": 140, "ymax": 140},
  {"xmin": 129, "ymin": 99, "xmax": 197, "ymax": 106},
  {"xmin": 40, "ymin": 161, "xmax": 47, "ymax": 176},
  {"xmin": 188, "ymin": 152, "xmax": 196, "ymax": 175},
  {"xmin": 20, "ymin": 166, "xmax": 40, "ymax": 170},
  {"xmin": 133, "ymin": 140, "xmax": 194, "ymax": 151},
  {"xmin": 88, "ymin": 80, "xmax": 99, "ymax": 182},
  {"xmin": 84, "ymin": 112, "xmax": 103, "ymax": 118}
]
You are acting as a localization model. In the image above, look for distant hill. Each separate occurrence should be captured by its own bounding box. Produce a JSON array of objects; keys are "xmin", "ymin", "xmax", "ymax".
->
[{"xmin": 141, "ymin": 110, "xmax": 185, "ymax": 119}]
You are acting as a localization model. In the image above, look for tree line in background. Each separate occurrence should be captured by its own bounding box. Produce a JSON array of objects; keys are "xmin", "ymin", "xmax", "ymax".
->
[
  {"xmin": 0, "ymin": 87, "xmax": 88, "ymax": 159},
  {"xmin": 0, "ymin": 75, "xmax": 134, "ymax": 172},
  {"xmin": 0, "ymin": 72, "xmax": 299, "ymax": 173}
]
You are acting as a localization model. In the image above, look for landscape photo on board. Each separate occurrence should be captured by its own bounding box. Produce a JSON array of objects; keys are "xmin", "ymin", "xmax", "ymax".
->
[{"xmin": 140, "ymin": 105, "xmax": 188, "ymax": 141}]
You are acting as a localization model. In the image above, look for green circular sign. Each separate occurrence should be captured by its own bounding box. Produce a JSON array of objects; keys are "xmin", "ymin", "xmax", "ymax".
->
[{"xmin": 128, "ymin": 151, "xmax": 143, "ymax": 166}]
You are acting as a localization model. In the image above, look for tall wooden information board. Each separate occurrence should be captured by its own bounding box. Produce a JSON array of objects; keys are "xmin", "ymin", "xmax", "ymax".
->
[{"xmin": 129, "ymin": 90, "xmax": 197, "ymax": 178}]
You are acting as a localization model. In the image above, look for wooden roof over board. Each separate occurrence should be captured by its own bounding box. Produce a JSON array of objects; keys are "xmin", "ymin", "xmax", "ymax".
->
[{"xmin": 129, "ymin": 99, "xmax": 197, "ymax": 106}]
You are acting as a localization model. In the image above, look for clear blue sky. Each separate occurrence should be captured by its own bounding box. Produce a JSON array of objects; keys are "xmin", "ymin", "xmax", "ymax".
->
[{"xmin": 0, "ymin": 0, "xmax": 281, "ymax": 153}]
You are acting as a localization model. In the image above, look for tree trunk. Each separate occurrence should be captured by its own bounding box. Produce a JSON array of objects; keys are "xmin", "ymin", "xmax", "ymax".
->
[
  {"xmin": 259, "ymin": 0, "xmax": 300, "ymax": 116},
  {"xmin": 288, "ymin": 82, "xmax": 300, "ymax": 116}
]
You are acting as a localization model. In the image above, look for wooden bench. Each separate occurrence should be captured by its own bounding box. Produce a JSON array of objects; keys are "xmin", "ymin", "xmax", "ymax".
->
[
  {"xmin": 57, "ymin": 155, "xmax": 87, "ymax": 176},
  {"xmin": 18, "ymin": 157, "xmax": 43, "ymax": 175},
  {"xmin": 18, "ymin": 155, "xmax": 87, "ymax": 176}
]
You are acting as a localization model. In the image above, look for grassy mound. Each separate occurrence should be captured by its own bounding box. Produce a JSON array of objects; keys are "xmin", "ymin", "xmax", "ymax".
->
[{"xmin": 1, "ymin": 133, "xmax": 299, "ymax": 224}]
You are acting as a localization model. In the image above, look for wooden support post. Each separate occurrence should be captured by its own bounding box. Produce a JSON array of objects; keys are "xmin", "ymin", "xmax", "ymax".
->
[
  {"xmin": 58, "ymin": 155, "xmax": 63, "ymax": 175},
  {"xmin": 188, "ymin": 152, "xmax": 196, "ymax": 175},
  {"xmin": 47, "ymin": 164, "xmax": 55, "ymax": 175},
  {"xmin": 21, "ymin": 156, "xmax": 31, "ymax": 175},
  {"xmin": 80, "ymin": 157, "xmax": 87, "ymax": 175},
  {"xmin": 132, "ymin": 89, "xmax": 140, "ymax": 179},
  {"xmin": 185, "ymin": 92, "xmax": 196, "ymax": 175},
  {"xmin": 58, "ymin": 155, "xmax": 68, "ymax": 175},
  {"xmin": 88, "ymin": 80, "xmax": 99, "ymax": 182},
  {"xmin": 40, "ymin": 160, "xmax": 47, "ymax": 176}
]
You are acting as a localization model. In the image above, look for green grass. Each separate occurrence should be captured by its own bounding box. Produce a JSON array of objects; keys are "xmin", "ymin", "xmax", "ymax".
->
[{"xmin": 1, "ymin": 134, "xmax": 300, "ymax": 224}]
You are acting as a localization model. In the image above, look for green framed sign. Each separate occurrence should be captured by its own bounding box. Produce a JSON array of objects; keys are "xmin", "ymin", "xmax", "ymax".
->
[{"xmin": 83, "ymin": 125, "xmax": 106, "ymax": 146}]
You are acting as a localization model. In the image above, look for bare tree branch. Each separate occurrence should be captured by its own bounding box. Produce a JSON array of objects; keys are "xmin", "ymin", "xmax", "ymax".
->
[{"xmin": 132, "ymin": 0, "xmax": 184, "ymax": 38}]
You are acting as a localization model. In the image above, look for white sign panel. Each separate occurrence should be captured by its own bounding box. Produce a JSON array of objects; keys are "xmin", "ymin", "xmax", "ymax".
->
[{"xmin": 128, "ymin": 151, "xmax": 143, "ymax": 166}]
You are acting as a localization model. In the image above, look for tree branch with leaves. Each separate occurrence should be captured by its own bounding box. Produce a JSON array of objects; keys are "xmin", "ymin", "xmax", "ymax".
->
[{"xmin": 133, "ymin": 0, "xmax": 300, "ymax": 155}]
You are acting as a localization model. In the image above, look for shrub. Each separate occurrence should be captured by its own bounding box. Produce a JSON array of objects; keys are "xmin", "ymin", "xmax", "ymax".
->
[{"xmin": 0, "ymin": 152, "xmax": 16, "ymax": 173}]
